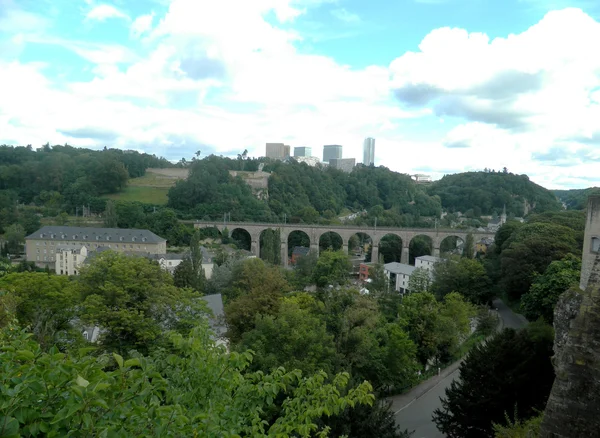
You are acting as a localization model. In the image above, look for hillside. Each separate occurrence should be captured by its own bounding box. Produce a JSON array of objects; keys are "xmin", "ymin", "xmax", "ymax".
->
[
  {"xmin": 102, "ymin": 168, "xmax": 189, "ymax": 205},
  {"xmin": 427, "ymin": 171, "xmax": 562, "ymax": 217},
  {"xmin": 553, "ymin": 187, "xmax": 600, "ymax": 210}
]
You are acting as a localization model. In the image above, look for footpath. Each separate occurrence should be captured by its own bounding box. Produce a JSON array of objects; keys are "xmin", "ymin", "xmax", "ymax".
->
[{"xmin": 387, "ymin": 309, "xmax": 505, "ymax": 414}]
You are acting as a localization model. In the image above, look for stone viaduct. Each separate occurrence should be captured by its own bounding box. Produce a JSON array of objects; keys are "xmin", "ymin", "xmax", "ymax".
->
[{"xmin": 192, "ymin": 221, "xmax": 495, "ymax": 267}]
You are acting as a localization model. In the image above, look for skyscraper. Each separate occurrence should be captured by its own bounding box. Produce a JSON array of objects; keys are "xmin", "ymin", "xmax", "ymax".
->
[
  {"xmin": 294, "ymin": 146, "xmax": 311, "ymax": 157},
  {"xmin": 266, "ymin": 143, "xmax": 290, "ymax": 160},
  {"xmin": 323, "ymin": 145, "xmax": 342, "ymax": 164},
  {"xmin": 363, "ymin": 137, "xmax": 375, "ymax": 166}
]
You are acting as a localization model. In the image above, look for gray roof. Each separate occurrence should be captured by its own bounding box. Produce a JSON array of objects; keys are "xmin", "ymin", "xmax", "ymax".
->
[
  {"xmin": 147, "ymin": 252, "xmax": 188, "ymax": 261},
  {"xmin": 55, "ymin": 245, "xmax": 85, "ymax": 254},
  {"xmin": 26, "ymin": 226, "xmax": 166, "ymax": 244},
  {"xmin": 292, "ymin": 246, "xmax": 310, "ymax": 256},
  {"xmin": 384, "ymin": 262, "xmax": 416, "ymax": 276},
  {"xmin": 416, "ymin": 255, "xmax": 441, "ymax": 263},
  {"xmin": 202, "ymin": 293, "xmax": 226, "ymax": 337}
]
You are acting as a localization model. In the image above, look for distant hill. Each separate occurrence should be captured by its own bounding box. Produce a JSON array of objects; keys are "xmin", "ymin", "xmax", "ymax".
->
[
  {"xmin": 427, "ymin": 171, "xmax": 562, "ymax": 217},
  {"xmin": 553, "ymin": 187, "xmax": 600, "ymax": 210}
]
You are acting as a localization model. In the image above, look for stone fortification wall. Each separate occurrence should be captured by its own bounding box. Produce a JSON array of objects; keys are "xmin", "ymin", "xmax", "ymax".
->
[{"xmin": 580, "ymin": 195, "xmax": 600, "ymax": 290}]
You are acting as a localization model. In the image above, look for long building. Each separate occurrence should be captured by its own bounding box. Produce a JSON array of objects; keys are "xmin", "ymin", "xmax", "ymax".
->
[
  {"xmin": 26, "ymin": 226, "xmax": 167, "ymax": 268},
  {"xmin": 329, "ymin": 158, "xmax": 356, "ymax": 173},
  {"xmin": 363, "ymin": 137, "xmax": 375, "ymax": 166},
  {"xmin": 294, "ymin": 146, "xmax": 311, "ymax": 157},
  {"xmin": 323, "ymin": 145, "xmax": 342, "ymax": 164}
]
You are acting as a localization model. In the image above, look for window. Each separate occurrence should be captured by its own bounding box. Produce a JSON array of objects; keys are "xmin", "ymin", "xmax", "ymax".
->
[
  {"xmin": 592, "ymin": 237, "xmax": 600, "ymax": 253},
  {"xmin": 83, "ymin": 331, "xmax": 88, "ymax": 341},
  {"xmin": 36, "ymin": 256, "xmax": 39, "ymax": 261}
]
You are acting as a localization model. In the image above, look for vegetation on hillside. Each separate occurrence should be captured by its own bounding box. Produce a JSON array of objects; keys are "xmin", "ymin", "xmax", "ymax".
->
[
  {"xmin": 553, "ymin": 187, "xmax": 600, "ymax": 210},
  {"xmin": 427, "ymin": 170, "xmax": 562, "ymax": 217}
]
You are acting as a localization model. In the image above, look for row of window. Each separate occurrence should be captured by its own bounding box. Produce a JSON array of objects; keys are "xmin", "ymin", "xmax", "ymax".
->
[{"xmin": 39, "ymin": 234, "xmax": 148, "ymax": 242}]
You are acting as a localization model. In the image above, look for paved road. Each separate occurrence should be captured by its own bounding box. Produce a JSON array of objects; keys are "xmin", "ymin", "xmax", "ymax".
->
[{"xmin": 392, "ymin": 299, "xmax": 527, "ymax": 437}]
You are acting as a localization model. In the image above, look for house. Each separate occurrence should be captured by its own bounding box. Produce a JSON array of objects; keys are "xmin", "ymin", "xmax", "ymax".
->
[
  {"xmin": 55, "ymin": 245, "xmax": 88, "ymax": 275},
  {"xmin": 291, "ymin": 246, "xmax": 310, "ymax": 264},
  {"xmin": 359, "ymin": 262, "xmax": 375, "ymax": 282},
  {"xmin": 147, "ymin": 252, "xmax": 186, "ymax": 274},
  {"xmin": 384, "ymin": 262, "xmax": 416, "ymax": 294},
  {"xmin": 475, "ymin": 237, "xmax": 495, "ymax": 254},
  {"xmin": 26, "ymin": 226, "xmax": 167, "ymax": 268},
  {"xmin": 415, "ymin": 255, "xmax": 441, "ymax": 272}
]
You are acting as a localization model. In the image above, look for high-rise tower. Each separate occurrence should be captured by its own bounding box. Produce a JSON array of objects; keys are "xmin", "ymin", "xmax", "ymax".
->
[
  {"xmin": 363, "ymin": 137, "xmax": 375, "ymax": 166},
  {"xmin": 323, "ymin": 145, "xmax": 342, "ymax": 164}
]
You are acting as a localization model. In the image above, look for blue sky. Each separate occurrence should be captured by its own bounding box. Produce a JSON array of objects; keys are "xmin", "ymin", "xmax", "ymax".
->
[{"xmin": 1, "ymin": 0, "xmax": 600, "ymax": 189}]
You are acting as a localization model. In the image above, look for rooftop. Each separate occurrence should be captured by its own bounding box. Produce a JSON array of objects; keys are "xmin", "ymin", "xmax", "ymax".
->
[
  {"xmin": 384, "ymin": 262, "xmax": 416, "ymax": 276},
  {"xmin": 27, "ymin": 226, "xmax": 166, "ymax": 244},
  {"xmin": 292, "ymin": 246, "xmax": 310, "ymax": 256},
  {"xmin": 416, "ymin": 255, "xmax": 442, "ymax": 263}
]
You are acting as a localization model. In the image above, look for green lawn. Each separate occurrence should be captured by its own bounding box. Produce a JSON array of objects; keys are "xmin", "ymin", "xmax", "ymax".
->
[{"xmin": 103, "ymin": 185, "xmax": 170, "ymax": 205}]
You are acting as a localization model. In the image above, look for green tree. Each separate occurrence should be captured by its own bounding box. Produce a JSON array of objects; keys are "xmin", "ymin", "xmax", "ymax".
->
[
  {"xmin": 408, "ymin": 267, "xmax": 431, "ymax": 293},
  {"xmin": 0, "ymin": 323, "xmax": 375, "ymax": 437},
  {"xmin": 521, "ymin": 254, "xmax": 581, "ymax": 324},
  {"xmin": 4, "ymin": 223, "xmax": 26, "ymax": 255},
  {"xmin": 312, "ymin": 250, "xmax": 352, "ymax": 288},
  {"xmin": 0, "ymin": 272, "xmax": 78, "ymax": 349},
  {"xmin": 238, "ymin": 299, "xmax": 339, "ymax": 375},
  {"xmin": 103, "ymin": 200, "xmax": 118, "ymax": 228},
  {"xmin": 398, "ymin": 292, "xmax": 442, "ymax": 365},
  {"xmin": 77, "ymin": 251, "xmax": 206, "ymax": 355},
  {"xmin": 433, "ymin": 322, "xmax": 555, "ymax": 438},
  {"xmin": 463, "ymin": 233, "xmax": 474, "ymax": 258},
  {"xmin": 431, "ymin": 257, "xmax": 493, "ymax": 304}
]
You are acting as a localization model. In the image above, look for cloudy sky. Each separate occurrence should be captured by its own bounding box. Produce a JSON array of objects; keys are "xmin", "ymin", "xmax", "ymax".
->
[{"xmin": 1, "ymin": 0, "xmax": 599, "ymax": 189}]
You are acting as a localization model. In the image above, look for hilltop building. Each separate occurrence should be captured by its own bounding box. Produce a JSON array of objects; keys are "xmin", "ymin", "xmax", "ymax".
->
[
  {"xmin": 293, "ymin": 156, "xmax": 320, "ymax": 167},
  {"xmin": 329, "ymin": 158, "xmax": 356, "ymax": 173},
  {"xmin": 411, "ymin": 174, "xmax": 432, "ymax": 184},
  {"xmin": 323, "ymin": 145, "xmax": 342, "ymax": 164},
  {"xmin": 384, "ymin": 262, "xmax": 416, "ymax": 294},
  {"xmin": 265, "ymin": 143, "xmax": 290, "ymax": 160},
  {"xmin": 294, "ymin": 146, "xmax": 311, "ymax": 157},
  {"xmin": 363, "ymin": 137, "xmax": 375, "ymax": 166}
]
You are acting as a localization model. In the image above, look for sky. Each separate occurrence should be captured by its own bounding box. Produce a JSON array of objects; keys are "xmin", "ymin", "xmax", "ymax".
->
[{"xmin": 1, "ymin": 0, "xmax": 599, "ymax": 189}]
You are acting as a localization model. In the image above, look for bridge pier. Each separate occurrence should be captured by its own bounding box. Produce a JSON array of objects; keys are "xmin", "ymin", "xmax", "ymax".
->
[
  {"xmin": 401, "ymin": 245, "xmax": 409, "ymax": 265},
  {"xmin": 342, "ymin": 243, "xmax": 349, "ymax": 254},
  {"xmin": 433, "ymin": 247, "xmax": 440, "ymax": 258},
  {"xmin": 251, "ymin": 239, "xmax": 260, "ymax": 257},
  {"xmin": 281, "ymin": 240, "xmax": 288, "ymax": 267},
  {"xmin": 371, "ymin": 244, "xmax": 379, "ymax": 263},
  {"xmin": 310, "ymin": 242, "xmax": 319, "ymax": 257}
]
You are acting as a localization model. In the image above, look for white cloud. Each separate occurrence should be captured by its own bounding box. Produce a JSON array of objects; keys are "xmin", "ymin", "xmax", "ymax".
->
[
  {"xmin": 131, "ymin": 13, "xmax": 155, "ymax": 38},
  {"xmin": 85, "ymin": 4, "xmax": 130, "ymax": 22},
  {"xmin": 331, "ymin": 8, "xmax": 361, "ymax": 23}
]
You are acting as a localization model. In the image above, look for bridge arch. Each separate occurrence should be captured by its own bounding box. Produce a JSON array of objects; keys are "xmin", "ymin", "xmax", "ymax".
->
[
  {"xmin": 319, "ymin": 231, "xmax": 343, "ymax": 253},
  {"xmin": 377, "ymin": 233, "xmax": 404, "ymax": 264},
  {"xmin": 439, "ymin": 235, "xmax": 465, "ymax": 257},
  {"xmin": 347, "ymin": 232, "xmax": 372, "ymax": 257},
  {"xmin": 408, "ymin": 234, "xmax": 433, "ymax": 265},
  {"xmin": 287, "ymin": 230, "xmax": 311, "ymax": 264},
  {"xmin": 230, "ymin": 228, "xmax": 252, "ymax": 252}
]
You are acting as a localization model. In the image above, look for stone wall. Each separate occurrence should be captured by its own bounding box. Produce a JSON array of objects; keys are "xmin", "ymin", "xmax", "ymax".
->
[
  {"xmin": 580, "ymin": 195, "xmax": 600, "ymax": 290},
  {"xmin": 229, "ymin": 170, "xmax": 270, "ymax": 200}
]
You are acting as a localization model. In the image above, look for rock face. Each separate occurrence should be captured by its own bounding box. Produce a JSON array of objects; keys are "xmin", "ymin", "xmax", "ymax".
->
[{"xmin": 540, "ymin": 223, "xmax": 600, "ymax": 435}]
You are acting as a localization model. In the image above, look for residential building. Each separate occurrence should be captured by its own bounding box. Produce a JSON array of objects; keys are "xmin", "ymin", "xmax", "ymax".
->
[
  {"xmin": 475, "ymin": 237, "xmax": 494, "ymax": 254},
  {"xmin": 323, "ymin": 145, "xmax": 342, "ymax": 164},
  {"xmin": 411, "ymin": 174, "xmax": 432, "ymax": 184},
  {"xmin": 147, "ymin": 253, "xmax": 186, "ymax": 274},
  {"xmin": 384, "ymin": 262, "xmax": 416, "ymax": 294},
  {"xmin": 294, "ymin": 156, "xmax": 320, "ymax": 167},
  {"xmin": 26, "ymin": 226, "xmax": 167, "ymax": 268},
  {"xmin": 55, "ymin": 245, "xmax": 88, "ymax": 275},
  {"xmin": 329, "ymin": 158, "xmax": 356, "ymax": 173},
  {"xmin": 359, "ymin": 262, "xmax": 375, "ymax": 282},
  {"xmin": 363, "ymin": 137, "xmax": 375, "ymax": 166},
  {"xmin": 415, "ymin": 255, "xmax": 442, "ymax": 272},
  {"xmin": 291, "ymin": 246, "xmax": 310, "ymax": 264},
  {"xmin": 294, "ymin": 146, "xmax": 312, "ymax": 157},
  {"xmin": 265, "ymin": 143, "xmax": 290, "ymax": 160}
]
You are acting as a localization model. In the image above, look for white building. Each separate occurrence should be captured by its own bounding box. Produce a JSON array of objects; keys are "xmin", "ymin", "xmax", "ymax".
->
[
  {"xmin": 415, "ymin": 255, "xmax": 442, "ymax": 272},
  {"xmin": 384, "ymin": 262, "xmax": 416, "ymax": 294},
  {"xmin": 55, "ymin": 245, "xmax": 88, "ymax": 276}
]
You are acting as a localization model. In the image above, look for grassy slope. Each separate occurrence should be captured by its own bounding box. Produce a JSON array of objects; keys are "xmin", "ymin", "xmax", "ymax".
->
[{"xmin": 102, "ymin": 168, "xmax": 188, "ymax": 205}]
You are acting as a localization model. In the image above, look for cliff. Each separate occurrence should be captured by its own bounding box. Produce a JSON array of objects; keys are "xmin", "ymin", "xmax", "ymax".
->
[{"xmin": 540, "ymin": 196, "xmax": 600, "ymax": 437}]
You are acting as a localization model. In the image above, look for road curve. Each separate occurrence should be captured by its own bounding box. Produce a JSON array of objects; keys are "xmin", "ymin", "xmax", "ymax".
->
[{"xmin": 391, "ymin": 299, "xmax": 527, "ymax": 437}]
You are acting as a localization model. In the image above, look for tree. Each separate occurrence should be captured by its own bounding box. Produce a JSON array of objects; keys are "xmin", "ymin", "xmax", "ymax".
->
[
  {"xmin": 0, "ymin": 323, "xmax": 375, "ymax": 437},
  {"xmin": 237, "ymin": 299, "xmax": 339, "ymax": 375},
  {"xmin": 0, "ymin": 272, "xmax": 78, "ymax": 349},
  {"xmin": 408, "ymin": 267, "xmax": 431, "ymax": 293},
  {"xmin": 433, "ymin": 322, "xmax": 555, "ymax": 438},
  {"xmin": 173, "ymin": 257, "xmax": 203, "ymax": 291},
  {"xmin": 77, "ymin": 251, "xmax": 206, "ymax": 355},
  {"xmin": 463, "ymin": 233, "xmax": 474, "ymax": 258},
  {"xmin": 312, "ymin": 250, "xmax": 352, "ymax": 288},
  {"xmin": 4, "ymin": 223, "xmax": 25, "ymax": 255},
  {"xmin": 431, "ymin": 257, "xmax": 493, "ymax": 305},
  {"xmin": 398, "ymin": 292, "xmax": 442, "ymax": 365},
  {"xmin": 521, "ymin": 254, "xmax": 581, "ymax": 324},
  {"xmin": 103, "ymin": 200, "xmax": 118, "ymax": 228}
]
